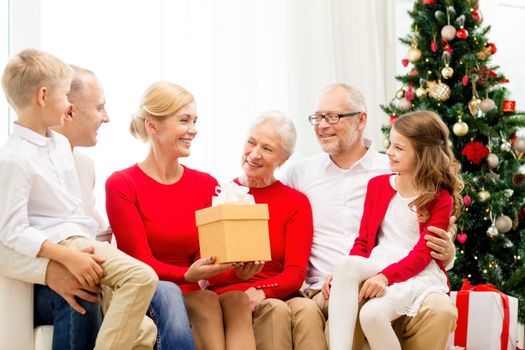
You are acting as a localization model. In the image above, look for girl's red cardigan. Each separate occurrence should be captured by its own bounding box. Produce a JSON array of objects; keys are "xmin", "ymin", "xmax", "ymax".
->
[{"xmin": 350, "ymin": 174, "xmax": 452, "ymax": 285}]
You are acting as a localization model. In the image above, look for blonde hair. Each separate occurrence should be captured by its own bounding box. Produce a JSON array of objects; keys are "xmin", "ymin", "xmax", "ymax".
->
[
  {"xmin": 130, "ymin": 81, "xmax": 194, "ymax": 142},
  {"xmin": 1, "ymin": 49, "xmax": 73, "ymax": 110},
  {"xmin": 393, "ymin": 110, "xmax": 464, "ymax": 222},
  {"xmin": 249, "ymin": 111, "xmax": 297, "ymax": 158}
]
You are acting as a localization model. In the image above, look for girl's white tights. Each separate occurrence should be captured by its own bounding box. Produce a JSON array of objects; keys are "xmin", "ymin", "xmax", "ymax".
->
[{"xmin": 328, "ymin": 255, "xmax": 401, "ymax": 350}]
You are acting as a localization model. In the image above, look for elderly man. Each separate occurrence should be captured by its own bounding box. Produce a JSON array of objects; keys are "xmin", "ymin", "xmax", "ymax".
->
[{"xmin": 279, "ymin": 83, "xmax": 457, "ymax": 350}]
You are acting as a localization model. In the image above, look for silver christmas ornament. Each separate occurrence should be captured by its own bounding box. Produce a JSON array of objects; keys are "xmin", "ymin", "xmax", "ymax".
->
[
  {"xmin": 486, "ymin": 153, "xmax": 499, "ymax": 169},
  {"xmin": 480, "ymin": 98, "xmax": 497, "ymax": 113},
  {"xmin": 500, "ymin": 141, "xmax": 512, "ymax": 152},
  {"xmin": 495, "ymin": 215, "xmax": 513, "ymax": 233},
  {"xmin": 487, "ymin": 224, "xmax": 499, "ymax": 238},
  {"xmin": 441, "ymin": 25, "xmax": 457, "ymax": 41},
  {"xmin": 396, "ymin": 98, "xmax": 412, "ymax": 112}
]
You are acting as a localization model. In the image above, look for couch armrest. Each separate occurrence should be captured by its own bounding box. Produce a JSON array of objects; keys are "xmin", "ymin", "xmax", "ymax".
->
[{"xmin": 0, "ymin": 276, "xmax": 34, "ymax": 349}]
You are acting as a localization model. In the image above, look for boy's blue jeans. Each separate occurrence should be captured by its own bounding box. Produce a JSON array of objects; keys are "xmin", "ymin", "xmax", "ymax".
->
[{"xmin": 35, "ymin": 280, "xmax": 196, "ymax": 350}]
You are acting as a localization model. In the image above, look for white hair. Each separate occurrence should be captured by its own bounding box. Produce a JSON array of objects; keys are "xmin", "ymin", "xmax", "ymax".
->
[{"xmin": 249, "ymin": 110, "xmax": 297, "ymax": 158}]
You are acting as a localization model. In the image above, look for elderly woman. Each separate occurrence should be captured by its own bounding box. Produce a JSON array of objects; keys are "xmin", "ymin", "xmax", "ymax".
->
[
  {"xmin": 207, "ymin": 112, "xmax": 315, "ymax": 350},
  {"xmin": 105, "ymin": 81, "xmax": 256, "ymax": 350}
]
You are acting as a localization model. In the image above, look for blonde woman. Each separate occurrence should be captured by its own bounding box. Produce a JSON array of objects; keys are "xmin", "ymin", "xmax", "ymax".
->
[{"xmin": 106, "ymin": 82, "xmax": 256, "ymax": 350}]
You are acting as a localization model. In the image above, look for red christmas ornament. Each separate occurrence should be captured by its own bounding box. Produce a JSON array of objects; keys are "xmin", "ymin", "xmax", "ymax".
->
[
  {"xmin": 389, "ymin": 115, "xmax": 398, "ymax": 126},
  {"xmin": 423, "ymin": 0, "xmax": 437, "ymax": 4},
  {"xmin": 487, "ymin": 42, "xmax": 497, "ymax": 54},
  {"xmin": 462, "ymin": 75, "xmax": 469, "ymax": 86},
  {"xmin": 471, "ymin": 10, "xmax": 481, "ymax": 22},
  {"xmin": 503, "ymin": 100, "xmax": 516, "ymax": 112},
  {"xmin": 461, "ymin": 142, "xmax": 490, "ymax": 164},
  {"xmin": 409, "ymin": 68, "xmax": 419, "ymax": 77},
  {"xmin": 463, "ymin": 195, "xmax": 472, "ymax": 207},
  {"xmin": 456, "ymin": 28, "xmax": 469, "ymax": 40},
  {"xmin": 456, "ymin": 233, "xmax": 467, "ymax": 244},
  {"xmin": 401, "ymin": 59, "xmax": 409, "ymax": 67},
  {"xmin": 431, "ymin": 41, "xmax": 438, "ymax": 53}
]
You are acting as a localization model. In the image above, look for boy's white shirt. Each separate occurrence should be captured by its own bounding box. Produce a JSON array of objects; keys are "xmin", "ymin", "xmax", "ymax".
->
[{"xmin": 0, "ymin": 123, "xmax": 103, "ymax": 284}]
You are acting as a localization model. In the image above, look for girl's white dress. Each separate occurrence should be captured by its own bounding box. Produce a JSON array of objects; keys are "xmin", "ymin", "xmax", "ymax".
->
[{"xmin": 368, "ymin": 177, "xmax": 448, "ymax": 316}]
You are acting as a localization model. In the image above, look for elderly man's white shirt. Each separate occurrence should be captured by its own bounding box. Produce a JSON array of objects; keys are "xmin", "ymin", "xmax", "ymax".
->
[
  {"xmin": 0, "ymin": 123, "xmax": 97, "ymax": 258},
  {"xmin": 282, "ymin": 139, "xmax": 389, "ymax": 290}
]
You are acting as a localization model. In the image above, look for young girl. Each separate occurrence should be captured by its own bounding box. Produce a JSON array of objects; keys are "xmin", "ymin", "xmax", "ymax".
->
[{"xmin": 324, "ymin": 110, "xmax": 464, "ymax": 350}]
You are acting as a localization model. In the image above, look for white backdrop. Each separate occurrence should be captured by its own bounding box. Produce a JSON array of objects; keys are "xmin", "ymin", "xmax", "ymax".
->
[{"xmin": 2, "ymin": 0, "xmax": 523, "ymax": 218}]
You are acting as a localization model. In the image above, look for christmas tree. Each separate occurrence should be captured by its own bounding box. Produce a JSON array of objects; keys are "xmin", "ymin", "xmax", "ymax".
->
[{"xmin": 381, "ymin": 0, "xmax": 525, "ymax": 320}]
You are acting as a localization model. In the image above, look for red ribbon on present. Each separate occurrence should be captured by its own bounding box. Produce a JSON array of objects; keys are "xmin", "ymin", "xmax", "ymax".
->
[{"xmin": 454, "ymin": 279, "xmax": 510, "ymax": 350}]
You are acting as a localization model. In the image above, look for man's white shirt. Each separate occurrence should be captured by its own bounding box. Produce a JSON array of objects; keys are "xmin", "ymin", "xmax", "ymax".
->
[{"xmin": 281, "ymin": 139, "xmax": 389, "ymax": 290}]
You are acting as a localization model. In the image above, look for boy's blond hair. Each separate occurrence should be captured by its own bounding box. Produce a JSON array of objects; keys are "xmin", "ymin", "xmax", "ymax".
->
[{"xmin": 1, "ymin": 48, "xmax": 73, "ymax": 111}]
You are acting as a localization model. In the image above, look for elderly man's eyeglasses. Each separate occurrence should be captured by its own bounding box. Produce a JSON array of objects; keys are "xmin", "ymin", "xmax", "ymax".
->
[{"xmin": 307, "ymin": 112, "xmax": 361, "ymax": 125}]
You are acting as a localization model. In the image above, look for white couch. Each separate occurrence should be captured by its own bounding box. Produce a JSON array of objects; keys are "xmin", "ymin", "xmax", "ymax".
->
[
  {"xmin": 0, "ymin": 276, "xmax": 52, "ymax": 350},
  {"xmin": 0, "ymin": 234, "xmax": 114, "ymax": 350}
]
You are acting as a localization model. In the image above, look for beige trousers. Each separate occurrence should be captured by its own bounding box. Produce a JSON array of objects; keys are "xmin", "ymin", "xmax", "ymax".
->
[
  {"xmin": 102, "ymin": 287, "xmax": 157, "ymax": 349},
  {"xmin": 62, "ymin": 237, "xmax": 158, "ymax": 350},
  {"xmin": 282, "ymin": 289, "xmax": 456, "ymax": 350},
  {"xmin": 252, "ymin": 295, "xmax": 327, "ymax": 350}
]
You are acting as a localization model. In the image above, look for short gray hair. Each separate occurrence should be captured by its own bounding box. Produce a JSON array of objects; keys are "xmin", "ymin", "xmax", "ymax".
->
[
  {"xmin": 323, "ymin": 83, "xmax": 367, "ymax": 113},
  {"xmin": 249, "ymin": 111, "xmax": 297, "ymax": 158},
  {"xmin": 67, "ymin": 65, "xmax": 96, "ymax": 104}
]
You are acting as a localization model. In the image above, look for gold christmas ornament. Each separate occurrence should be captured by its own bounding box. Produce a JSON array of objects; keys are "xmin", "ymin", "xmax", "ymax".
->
[
  {"xmin": 441, "ymin": 66, "xmax": 454, "ymax": 79},
  {"xmin": 495, "ymin": 215, "xmax": 513, "ymax": 233},
  {"xmin": 396, "ymin": 89, "xmax": 405, "ymax": 99},
  {"xmin": 453, "ymin": 121, "xmax": 469, "ymax": 137},
  {"xmin": 480, "ymin": 98, "xmax": 497, "ymax": 113},
  {"xmin": 478, "ymin": 190, "xmax": 491, "ymax": 202},
  {"xmin": 408, "ymin": 48, "xmax": 422, "ymax": 62},
  {"xmin": 415, "ymin": 87, "xmax": 427, "ymax": 98},
  {"xmin": 486, "ymin": 153, "xmax": 499, "ymax": 169},
  {"xmin": 428, "ymin": 81, "xmax": 451, "ymax": 101},
  {"xmin": 468, "ymin": 97, "xmax": 481, "ymax": 117},
  {"xmin": 441, "ymin": 25, "xmax": 457, "ymax": 41},
  {"xmin": 396, "ymin": 97, "xmax": 412, "ymax": 112}
]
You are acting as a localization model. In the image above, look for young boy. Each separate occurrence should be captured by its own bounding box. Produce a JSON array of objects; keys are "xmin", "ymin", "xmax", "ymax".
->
[{"xmin": 0, "ymin": 49, "xmax": 158, "ymax": 350}]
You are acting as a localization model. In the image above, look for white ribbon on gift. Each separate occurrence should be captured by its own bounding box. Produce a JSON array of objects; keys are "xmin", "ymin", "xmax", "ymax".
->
[{"xmin": 212, "ymin": 181, "xmax": 255, "ymax": 206}]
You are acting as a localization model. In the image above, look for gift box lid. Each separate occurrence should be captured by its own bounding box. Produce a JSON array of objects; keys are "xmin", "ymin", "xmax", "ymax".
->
[{"xmin": 195, "ymin": 204, "xmax": 269, "ymax": 226}]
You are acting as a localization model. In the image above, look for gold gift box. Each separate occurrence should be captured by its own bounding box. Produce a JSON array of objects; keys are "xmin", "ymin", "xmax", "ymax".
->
[{"xmin": 195, "ymin": 204, "xmax": 271, "ymax": 263}]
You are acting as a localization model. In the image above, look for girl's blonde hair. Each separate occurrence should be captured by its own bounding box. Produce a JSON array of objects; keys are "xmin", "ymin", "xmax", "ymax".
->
[
  {"xmin": 130, "ymin": 81, "xmax": 194, "ymax": 142},
  {"xmin": 393, "ymin": 110, "xmax": 464, "ymax": 222}
]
